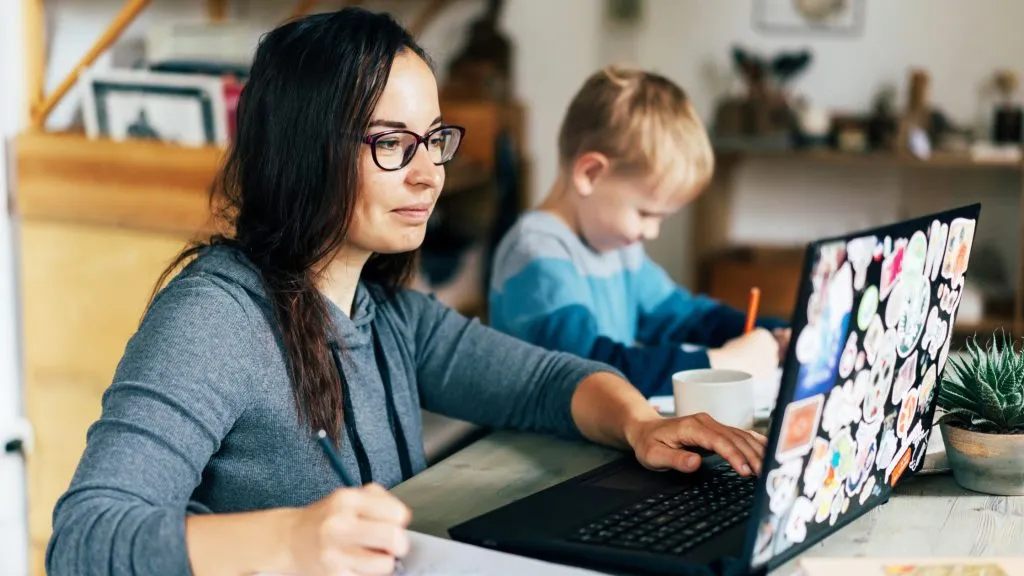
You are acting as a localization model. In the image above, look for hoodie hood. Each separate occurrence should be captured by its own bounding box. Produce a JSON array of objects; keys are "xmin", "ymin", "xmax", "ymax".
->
[{"xmin": 186, "ymin": 244, "xmax": 376, "ymax": 348}]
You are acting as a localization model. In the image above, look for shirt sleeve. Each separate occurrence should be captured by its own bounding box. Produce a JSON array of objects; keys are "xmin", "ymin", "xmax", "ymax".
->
[
  {"xmin": 489, "ymin": 256, "xmax": 709, "ymax": 397},
  {"xmin": 404, "ymin": 290, "xmax": 619, "ymax": 440},
  {"xmin": 635, "ymin": 255, "xmax": 788, "ymax": 348},
  {"xmin": 45, "ymin": 276, "xmax": 255, "ymax": 576}
]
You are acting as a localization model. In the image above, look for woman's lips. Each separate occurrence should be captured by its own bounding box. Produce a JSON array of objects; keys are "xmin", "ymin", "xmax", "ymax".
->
[{"xmin": 391, "ymin": 203, "xmax": 432, "ymax": 223}]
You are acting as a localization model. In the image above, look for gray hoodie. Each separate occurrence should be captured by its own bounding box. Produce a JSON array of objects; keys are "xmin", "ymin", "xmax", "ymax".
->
[{"xmin": 45, "ymin": 245, "xmax": 615, "ymax": 575}]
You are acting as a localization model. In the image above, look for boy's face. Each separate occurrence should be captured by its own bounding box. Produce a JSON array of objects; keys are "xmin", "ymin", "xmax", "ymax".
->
[{"xmin": 575, "ymin": 162, "xmax": 698, "ymax": 253}]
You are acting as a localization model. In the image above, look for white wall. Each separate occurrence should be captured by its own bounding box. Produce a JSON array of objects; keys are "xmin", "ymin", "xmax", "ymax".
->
[
  {"xmin": 0, "ymin": 0, "xmax": 27, "ymax": 571},
  {"xmin": 635, "ymin": 0, "xmax": 1024, "ymax": 286}
]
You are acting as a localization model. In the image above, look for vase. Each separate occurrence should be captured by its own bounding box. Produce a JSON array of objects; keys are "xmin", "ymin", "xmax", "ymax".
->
[{"xmin": 940, "ymin": 422, "xmax": 1024, "ymax": 496}]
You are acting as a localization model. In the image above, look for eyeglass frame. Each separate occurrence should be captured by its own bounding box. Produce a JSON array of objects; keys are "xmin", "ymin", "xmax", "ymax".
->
[{"xmin": 361, "ymin": 125, "xmax": 466, "ymax": 172}]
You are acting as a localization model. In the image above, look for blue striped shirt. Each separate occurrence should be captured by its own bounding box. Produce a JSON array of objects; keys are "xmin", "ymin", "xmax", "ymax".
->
[{"xmin": 489, "ymin": 211, "xmax": 784, "ymax": 396}]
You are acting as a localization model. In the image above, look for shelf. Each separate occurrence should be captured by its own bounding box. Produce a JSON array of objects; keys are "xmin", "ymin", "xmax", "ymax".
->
[
  {"xmin": 14, "ymin": 129, "xmax": 498, "ymax": 238},
  {"xmin": 715, "ymin": 147, "xmax": 1024, "ymax": 171},
  {"xmin": 15, "ymin": 130, "xmax": 221, "ymax": 237}
]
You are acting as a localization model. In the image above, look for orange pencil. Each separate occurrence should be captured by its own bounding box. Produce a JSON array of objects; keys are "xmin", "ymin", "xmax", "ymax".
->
[{"xmin": 744, "ymin": 287, "xmax": 761, "ymax": 334}]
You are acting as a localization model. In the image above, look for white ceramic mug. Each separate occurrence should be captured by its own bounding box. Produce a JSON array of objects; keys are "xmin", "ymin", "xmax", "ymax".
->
[{"xmin": 672, "ymin": 369, "xmax": 755, "ymax": 429}]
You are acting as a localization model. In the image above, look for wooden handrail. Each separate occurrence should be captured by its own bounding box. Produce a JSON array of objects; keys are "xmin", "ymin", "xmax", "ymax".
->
[
  {"xmin": 30, "ymin": 0, "xmax": 153, "ymax": 128},
  {"xmin": 27, "ymin": 0, "xmax": 449, "ymax": 128},
  {"xmin": 23, "ymin": 0, "xmax": 46, "ymax": 125}
]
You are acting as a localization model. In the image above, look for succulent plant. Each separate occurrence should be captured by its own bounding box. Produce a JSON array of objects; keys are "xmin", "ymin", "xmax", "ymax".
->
[{"xmin": 937, "ymin": 330, "xmax": 1024, "ymax": 434}]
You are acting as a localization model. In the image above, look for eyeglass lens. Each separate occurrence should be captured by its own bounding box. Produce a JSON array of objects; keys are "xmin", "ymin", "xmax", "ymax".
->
[{"xmin": 373, "ymin": 127, "xmax": 462, "ymax": 170}]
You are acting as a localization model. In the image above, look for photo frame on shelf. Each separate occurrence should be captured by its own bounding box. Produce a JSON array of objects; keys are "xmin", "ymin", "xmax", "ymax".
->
[
  {"xmin": 753, "ymin": 0, "xmax": 865, "ymax": 36},
  {"xmin": 80, "ymin": 68, "xmax": 229, "ymax": 148}
]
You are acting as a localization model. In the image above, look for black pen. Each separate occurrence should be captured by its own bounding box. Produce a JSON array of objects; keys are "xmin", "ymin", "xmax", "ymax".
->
[
  {"xmin": 316, "ymin": 430, "xmax": 408, "ymax": 574},
  {"xmin": 316, "ymin": 429, "xmax": 357, "ymax": 486}
]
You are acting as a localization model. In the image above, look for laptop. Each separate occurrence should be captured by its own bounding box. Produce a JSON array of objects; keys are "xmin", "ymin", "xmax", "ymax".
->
[{"xmin": 449, "ymin": 203, "xmax": 981, "ymax": 576}]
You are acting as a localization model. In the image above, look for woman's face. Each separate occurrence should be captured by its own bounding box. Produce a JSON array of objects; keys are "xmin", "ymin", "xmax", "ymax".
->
[{"xmin": 346, "ymin": 51, "xmax": 445, "ymax": 257}]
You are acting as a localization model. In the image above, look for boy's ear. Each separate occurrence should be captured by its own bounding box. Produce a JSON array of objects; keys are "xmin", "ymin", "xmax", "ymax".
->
[{"xmin": 571, "ymin": 152, "xmax": 610, "ymax": 197}]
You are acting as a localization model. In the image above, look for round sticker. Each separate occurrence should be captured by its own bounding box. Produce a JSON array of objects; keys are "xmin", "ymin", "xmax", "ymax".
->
[
  {"xmin": 890, "ymin": 350, "xmax": 918, "ymax": 405},
  {"xmin": 863, "ymin": 315, "xmax": 885, "ymax": 365},
  {"xmin": 858, "ymin": 286, "xmax": 879, "ymax": 331},
  {"xmin": 864, "ymin": 329, "xmax": 896, "ymax": 423},
  {"xmin": 795, "ymin": 325, "xmax": 820, "ymax": 365},
  {"xmin": 886, "ymin": 274, "xmax": 930, "ymax": 358},
  {"xmin": 897, "ymin": 389, "xmax": 919, "ymax": 439},
  {"xmin": 838, "ymin": 333, "xmax": 858, "ymax": 379},
  {"xmin": 903, "ymin": 230, "xmax": 928, "ymax": 276}
]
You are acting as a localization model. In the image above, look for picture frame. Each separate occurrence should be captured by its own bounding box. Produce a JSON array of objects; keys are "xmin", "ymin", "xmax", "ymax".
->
[
  {"xmin": 80, "ymin": 68, "xmax": 229, "ymax": 148},
  {"xmin": 753, "ymin": 0, "xmax": 865, "ymax": 36}
]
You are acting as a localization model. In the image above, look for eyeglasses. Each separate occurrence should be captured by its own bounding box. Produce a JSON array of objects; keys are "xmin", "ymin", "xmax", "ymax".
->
[{"xmin": 362, "ymin": 125, "xmax": 465, "ymax": 171}]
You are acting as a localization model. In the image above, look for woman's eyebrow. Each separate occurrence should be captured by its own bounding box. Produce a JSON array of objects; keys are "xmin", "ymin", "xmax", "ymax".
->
[{"xmin": 367, "ymin": 115, "xmax": 443, "ymax": 129}]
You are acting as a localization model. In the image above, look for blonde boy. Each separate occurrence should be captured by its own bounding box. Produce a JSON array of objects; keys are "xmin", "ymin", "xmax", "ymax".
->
[{"xmin": 489, "ymin": 66, "xmax": 788, "ymax": 397}]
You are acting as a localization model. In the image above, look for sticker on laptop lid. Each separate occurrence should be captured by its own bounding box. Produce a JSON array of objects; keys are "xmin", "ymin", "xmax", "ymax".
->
[
  {"xmin": 921, "ymin": 362, "xmax": 937, "ymax": 407},
  {"xmin": 858, "ymin": 285, "xmax": 879, "ymax": 330},
  {"xmin": 795, "ymin": 262, "xmax": 853, "ymax": 400},
  {"xmin": 880, "ymin": 237, "xmax": 908, "ymax": 300},
  {"xmin": 887, "ymin": 274, "xmax": 930, "ymax": 357},
  {"xmin": 864, "ymin": 330, "xmax": 896, "ymax": 423},
  {"xmin": 904, "ymin": 231, "xmax": 928, "ymax": 276},
  {"xmin": 782, "ymin": 496, "xmax": 814, "ymax": 544},
  {"xmin": 858, "ymin": 475, "xmax": 876, "ymax": 506},
  {"xmin": 891, "ymin": 350, "xmax": 919, "ymax": 405},
  {"xmin": 838, "ymin": 333, "xmax": 858, "ymax": 379},
  {"xmin": 766, "ymin": 458, "xmax": 801, "ymax": 515},
  {"xmin": 847, "ymin": 235, "xmax": 878, "ymax": 291},
  {"xmin": 922, "ymin": 306, "xmax": 947, "ymax": 361},
  {"xmin": 926, "ymin": 219, "xmax": 949, "ymax": 282},
  {"xmin": 942, "ymin": 218, "xmax": 976, "ymax": 288},
  {"xmin": 897, "ymin": 388, "xmax": 920, "ymax": 440},
  {"xmin": 939, "ymin": 283, "xmax": 961, "ymax": 315},
  {"xmin": 802, "ymin": 437, "xmax": 831, "ymax": 498},
  {"xmin": 887, "ymin": 443, "xmax": 913, "ymax": 486},
  {"xmin": 776, "ymin": 394, "xmax": 825, "ymax": 462}
]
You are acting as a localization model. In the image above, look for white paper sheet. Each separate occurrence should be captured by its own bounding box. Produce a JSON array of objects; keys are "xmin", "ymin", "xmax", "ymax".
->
[
  {"xmin": 395, "ymin": 531, "xmax": 605, "ymax": 575},
  {"xmin": 255, "ymin": 531, "xmax": 606, "ymax": 576}
]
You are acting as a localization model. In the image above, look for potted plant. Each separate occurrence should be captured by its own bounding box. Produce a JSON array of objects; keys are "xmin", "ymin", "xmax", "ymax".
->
[{"xmin": 936, "ymin": 330, "xmax": 1024, "ymax": 495}]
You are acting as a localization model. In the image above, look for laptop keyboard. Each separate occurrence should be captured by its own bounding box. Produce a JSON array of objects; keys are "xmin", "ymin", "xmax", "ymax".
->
[{"xmin": 568, "ymin": 464, "xmax": 756, "ymax": 555}]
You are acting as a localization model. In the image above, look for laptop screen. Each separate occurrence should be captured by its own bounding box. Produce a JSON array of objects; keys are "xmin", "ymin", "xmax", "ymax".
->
[{"xmin": 747, "ymin": 204, "xmax": 981, "ymax": 572}]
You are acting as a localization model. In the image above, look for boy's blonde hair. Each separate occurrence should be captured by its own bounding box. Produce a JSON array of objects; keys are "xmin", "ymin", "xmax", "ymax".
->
[{"xmin": 557, "ymin": 66, "xmax": 714, "ymax": 195}]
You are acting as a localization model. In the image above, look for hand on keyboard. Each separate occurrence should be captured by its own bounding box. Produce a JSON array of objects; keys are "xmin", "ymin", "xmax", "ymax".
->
[{"xmin": 624, "ymin": 412, "xmax": 767, "ymax": 477}]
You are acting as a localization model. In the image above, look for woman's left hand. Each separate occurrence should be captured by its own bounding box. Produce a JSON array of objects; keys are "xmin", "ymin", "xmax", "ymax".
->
[{"xmin": 625, "ymin": 412, "xmax": 767, "ymax": 477}]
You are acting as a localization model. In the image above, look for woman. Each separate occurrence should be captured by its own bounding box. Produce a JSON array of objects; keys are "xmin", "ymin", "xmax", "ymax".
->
[{"xmin": 47, "ymin": 8, "xmax": 767, "ymax": 576}]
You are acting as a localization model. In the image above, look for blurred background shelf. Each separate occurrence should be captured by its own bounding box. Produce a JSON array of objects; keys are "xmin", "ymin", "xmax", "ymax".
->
[
  {"xmin": 715, "ymin": 147, "xmax": 1024, "ymax": 171},
  {"xmin": 15, "ymin": 130, "xmax": 219, "ymax": 236}
]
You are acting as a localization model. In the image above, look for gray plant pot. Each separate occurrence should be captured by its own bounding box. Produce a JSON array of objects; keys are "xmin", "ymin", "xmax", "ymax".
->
[{"xmin": 940, "ymin": 422, "xmax": 1024, "ymax": 496}]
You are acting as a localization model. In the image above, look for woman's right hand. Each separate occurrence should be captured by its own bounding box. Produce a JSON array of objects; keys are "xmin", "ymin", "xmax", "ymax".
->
[
  {"xmin": 707, "ymin": 328, "xmax": 779, "ymax": 380},
  {"xmin": 286, "ymin": 483, "xmax": 412, "ymax": 576}
]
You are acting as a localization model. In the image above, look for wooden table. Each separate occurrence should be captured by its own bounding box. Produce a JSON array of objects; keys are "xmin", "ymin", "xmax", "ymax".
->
[{"xmin": 392, "ymin": 430, "xmax": 1024, "ymax": 575}]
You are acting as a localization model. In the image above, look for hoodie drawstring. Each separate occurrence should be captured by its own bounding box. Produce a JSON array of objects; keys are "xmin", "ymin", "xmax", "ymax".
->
[{"xmin": 330, "ymin": 323, "xmax": 413, "ymax": 485}]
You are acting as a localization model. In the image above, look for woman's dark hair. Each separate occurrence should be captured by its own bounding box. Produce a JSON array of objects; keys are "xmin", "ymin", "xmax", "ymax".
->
[{"xmin": 152, "ymin": 8, "xmax": 432, "ymax": 443}]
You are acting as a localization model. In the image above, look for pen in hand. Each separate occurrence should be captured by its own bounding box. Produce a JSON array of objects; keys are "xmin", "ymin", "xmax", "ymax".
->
[
  {"xmin": 316, "ymin": 429, "xmax": 357, "ymax": 486},
  {"xmin": 744, "ymin": 286, "xmax": 761, "ymax": 334},
  {"xmin": 316, "ymin": 429, "xmax": 408, "ymax": 575}
]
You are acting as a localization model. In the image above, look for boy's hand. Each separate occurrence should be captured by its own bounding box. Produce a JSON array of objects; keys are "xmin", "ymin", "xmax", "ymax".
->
[
  {"xmin": 772, "ymin": 328, "xmax": 791, "ymax": 363},
  {"xmin": 706, "ymin": 328, "xmax": 779, "ymax": 380}
]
